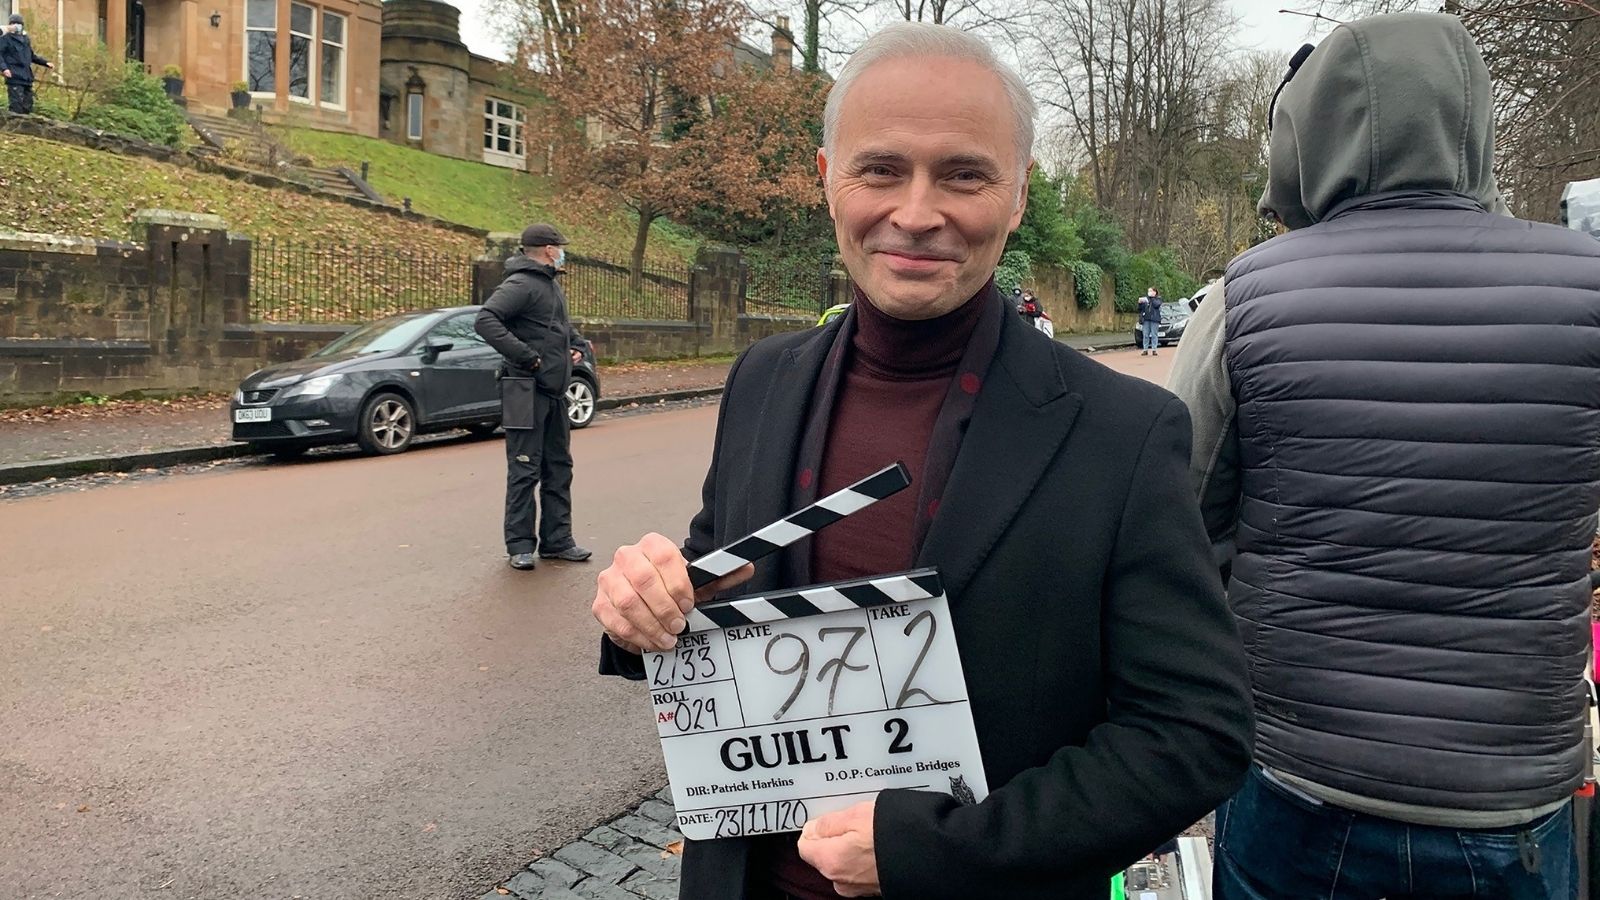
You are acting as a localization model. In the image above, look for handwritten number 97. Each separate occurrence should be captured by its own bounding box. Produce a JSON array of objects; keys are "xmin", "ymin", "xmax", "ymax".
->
[{"xmin": 763, "ymin": 615, "xmax": 939, "ymax": 721}]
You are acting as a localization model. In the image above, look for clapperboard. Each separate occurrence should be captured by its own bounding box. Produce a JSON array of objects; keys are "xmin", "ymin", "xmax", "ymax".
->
[{"xmin": 642, "ymin": 464, "xmax": 990, "ymax": 841}]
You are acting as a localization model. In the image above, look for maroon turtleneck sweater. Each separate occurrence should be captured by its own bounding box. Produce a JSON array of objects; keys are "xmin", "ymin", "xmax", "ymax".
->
[{"xmin": 764, "ymin": 288, "xmax": 986, "ymax": 900}]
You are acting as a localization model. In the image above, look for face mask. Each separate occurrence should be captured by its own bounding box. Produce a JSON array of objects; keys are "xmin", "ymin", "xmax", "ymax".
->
[{"xmin": 553, "ymin": 248, "xmax": 565, "ymax": 268}]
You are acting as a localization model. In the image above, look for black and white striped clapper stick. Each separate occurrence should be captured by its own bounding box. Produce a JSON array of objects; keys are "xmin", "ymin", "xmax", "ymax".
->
[
  {"xmin": 685, "ymin": 568, "xmax": 943, "ymax": 633},
  {"xmin": 686, "ymin": 461, "xmax": 912, "ymax": 589}
]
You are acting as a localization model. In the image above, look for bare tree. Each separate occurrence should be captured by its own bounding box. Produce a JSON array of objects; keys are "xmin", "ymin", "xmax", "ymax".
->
[
  {"xmin": 1165, "ymin": 51, "xmax": 1279, "ymax": 273},
  {"xmin": 1027, "ymin": 0, "xmax": 1236, "ymax": 248}
]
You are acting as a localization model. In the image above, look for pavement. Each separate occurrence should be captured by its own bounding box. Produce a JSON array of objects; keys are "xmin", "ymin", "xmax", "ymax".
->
[
  {"xmin": 0, "ymin": 333, "xmax": 1133, "ymax": 483},
  {"xmin": 1, "ymin": 403, "xmax": 718, "ymax": 899}
]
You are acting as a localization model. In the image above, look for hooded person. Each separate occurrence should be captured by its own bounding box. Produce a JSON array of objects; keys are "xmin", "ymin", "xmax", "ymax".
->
[
  {"xmin": 1, "ymin": 13, "xmax": 53, "ymax": 115},
  {"xmin": 1167, "ymin": 12, "xmax": 1600, "ymax": 900}
]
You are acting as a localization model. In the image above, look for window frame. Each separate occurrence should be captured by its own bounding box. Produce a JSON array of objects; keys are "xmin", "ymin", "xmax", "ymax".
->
[
  {"xmin": 318, "ymin": 9, "xmax": 346, "ymax": 110},
  {"xmin": 406, "ymin": 92, "xmax": 424, "ymax": 142},
  {"xmin": 285, "ymin": 0, "xmax": 316, "ymax": 104},
  {"xmin": 482, "ymin": 97, "xmax": 527, "ymax": 168},
  {"xmin": 425, "ymin": 314, "xmax": 491, "ymax": 352},
  {"xmin": 243, "ymin": 0, "xmax": 277, "ymax": 96}
]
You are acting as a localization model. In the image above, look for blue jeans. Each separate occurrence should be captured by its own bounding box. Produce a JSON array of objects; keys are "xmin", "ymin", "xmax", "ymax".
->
[
  {"xmin": 1215, "ymin": 768, "xmax": 1577, "ymax": 900},
  {"xmin": 1141, "ymin": 323, "xmax": 1160, "ymax": 350}
]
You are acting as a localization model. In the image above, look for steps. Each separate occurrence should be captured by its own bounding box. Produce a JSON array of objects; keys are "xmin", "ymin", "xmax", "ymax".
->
[{"xmin": 186, "ymin": 111, "xmax": 382, "ymax": 205}]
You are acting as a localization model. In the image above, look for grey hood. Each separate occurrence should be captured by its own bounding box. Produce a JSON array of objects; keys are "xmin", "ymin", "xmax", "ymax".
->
[{"xmin": 1260, "ymin": 12, "xmax": 1504, "ymax": 229}]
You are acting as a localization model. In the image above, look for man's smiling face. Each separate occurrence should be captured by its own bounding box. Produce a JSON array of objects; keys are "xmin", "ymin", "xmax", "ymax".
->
[{"xmin": 818, "ymin": 55, "xmax": 1029, "ymax": 321}]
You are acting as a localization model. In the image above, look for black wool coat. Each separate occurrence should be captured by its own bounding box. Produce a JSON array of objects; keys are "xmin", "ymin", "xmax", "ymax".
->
[{"xmin": 601, "ymin": 302, "xmax": 1254, "ymax": 899}]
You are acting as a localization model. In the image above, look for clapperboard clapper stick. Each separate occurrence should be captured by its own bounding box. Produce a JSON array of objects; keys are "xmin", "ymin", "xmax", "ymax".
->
[
  {"xmin": 686, "ymin": 462, "xmax": 912, "ymax": 589},
  {"xmin": 684, "ymin": 568, "xmax": 945, "ymax": 633}
]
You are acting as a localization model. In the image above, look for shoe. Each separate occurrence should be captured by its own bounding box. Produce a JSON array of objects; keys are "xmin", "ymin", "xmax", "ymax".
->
[
  {"xmin": 540, "ymin": 545, "xmax": 594, "ymax": 562},
  {"xmin": 508, "ymin": 553, "xmax": 537, "ymax": 570}
]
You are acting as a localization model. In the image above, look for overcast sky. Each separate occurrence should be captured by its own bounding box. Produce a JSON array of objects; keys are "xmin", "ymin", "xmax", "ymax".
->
[{"xmin": 453, "ymin": 0, "xmax": 1333, "ymax": 65}]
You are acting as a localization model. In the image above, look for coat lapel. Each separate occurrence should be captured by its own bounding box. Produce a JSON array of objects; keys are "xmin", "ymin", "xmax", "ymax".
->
[
  {"xmin": 737, "ymin": 318, "xmax": 843, "ymax": 593},
  {"xmin": 917, "ymin": 314, "xmax": 1083, "ymax": 601}
]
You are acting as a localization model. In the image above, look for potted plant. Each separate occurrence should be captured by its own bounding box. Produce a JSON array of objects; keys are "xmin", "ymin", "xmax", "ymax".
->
[
  {"xmin": 230, "ymin": 81, "xmax": 250, "ymax": 109},
  {"xmin": 161, "ymin": 65, "xmax": 184, "ymax": 99}
]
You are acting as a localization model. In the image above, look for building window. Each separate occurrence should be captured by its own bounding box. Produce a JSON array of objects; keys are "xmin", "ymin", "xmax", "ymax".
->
[
  {"xmin": 287, "ymin": 2, "xmax": 314, "ymax": 101},
  {"xmin": 483, "ymin": 99, "xmax": 525, "ymax": 166},
  {"xmin": 320, "ymin": 10, "xmax": 345, "ymax": 107},
  {"xmin": 407, "ymin": 93, "xmax": 424, "ymax": 141},
  {"xmin": 245, "ymin": 0, "xmax": 275, "ymax": 92}
]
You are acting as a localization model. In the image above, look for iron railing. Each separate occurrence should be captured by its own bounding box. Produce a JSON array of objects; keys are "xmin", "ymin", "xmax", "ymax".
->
[
  {"xmin": 250, "ymin": 240, "xmax": 475, "ymax": 324},
  {"xmin": 556, "ymin": 253, "xmax": 693, "ymax": 321},
  {"xmin": 744, "ymin": 250, "xmax": 836, "ymax": 318}
]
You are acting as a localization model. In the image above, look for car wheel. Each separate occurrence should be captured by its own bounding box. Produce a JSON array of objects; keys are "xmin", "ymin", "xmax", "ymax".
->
[
  {"xmin": 567, "ymin": 378, "xmax": 597, "ymax": 429},
  {"xmin": 464, "ymin": 422, "xmax": 500, "ymax": 439},
  {"xmin": 357, "ymin": 392, "xmax": 416, "ymax": 455}
]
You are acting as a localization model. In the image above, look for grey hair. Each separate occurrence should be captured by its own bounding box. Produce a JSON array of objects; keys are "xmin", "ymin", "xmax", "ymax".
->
[{"xmin": 822, "ymin": 23, "xmax": 1036, "ymax": 181}]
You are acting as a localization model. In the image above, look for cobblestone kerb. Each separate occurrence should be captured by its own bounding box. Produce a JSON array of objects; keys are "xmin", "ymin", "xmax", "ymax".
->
[{"xmin": 479, "ymin": 786, "xmax": 686, "ymax": 900}]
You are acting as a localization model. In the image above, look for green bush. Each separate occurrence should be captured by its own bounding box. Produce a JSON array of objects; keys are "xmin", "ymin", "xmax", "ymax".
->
[
  {"xmin": 1069, "ymin": 260, "xmax": 1103, "ymax": 310},
  {"xmin": 1007, "ymin": 170, "xmax": 1082, "ymax": 268},
  {"xmin": 995, "ymin": 249, "xmax": 1033, "ymax": 296},
  {"xmin": 99, "ymin": 64, "xmax": 189, "ymax": 145},
  {"xmin": 34, "ymin": 61, "xmax": 187, "ymax": 148},
  {"xmin": 744, "ymin": 244, "xmax": 833, "ymax": 313}
]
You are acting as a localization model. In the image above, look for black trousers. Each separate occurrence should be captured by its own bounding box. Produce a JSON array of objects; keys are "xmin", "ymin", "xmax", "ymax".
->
[
  {"xmin": 7, "ymin": 81, "xmax": 34, "ymax": 115},
  {"xmin": 503, "ymin": 387, "xmax": 575, "ymax": 555}
]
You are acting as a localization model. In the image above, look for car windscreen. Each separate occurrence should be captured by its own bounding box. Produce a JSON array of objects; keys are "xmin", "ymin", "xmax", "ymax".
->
[
  {"xmin": 313, "ymin": 313, "xmax": 438, "ymax": 357},
  {"xmin": 1161, "ymin": 302, "xmax": 1188, "ymax": 317}
]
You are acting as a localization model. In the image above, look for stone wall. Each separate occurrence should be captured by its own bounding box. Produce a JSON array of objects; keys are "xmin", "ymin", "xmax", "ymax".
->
[
  {"xmin": 0, "ymin": 216, "xmax": 814, "ymax": 405},
  {"xmin": 0, "ymin": 211, "xmax": 266, "ymax": 403},
  {"xmin": 1029, "ymin": 265, "xmax": 1136, "ymax": 335}
]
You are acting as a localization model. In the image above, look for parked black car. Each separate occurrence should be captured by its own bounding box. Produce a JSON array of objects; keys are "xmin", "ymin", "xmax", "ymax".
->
[{"xmin": 230, "ymin": 306, "xmax": 600, "ymax": 458}]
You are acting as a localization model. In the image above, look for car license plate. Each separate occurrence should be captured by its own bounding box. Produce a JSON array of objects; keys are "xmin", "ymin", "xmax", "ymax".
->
[
  {"xmin": 234, "ymin": 408, "xmax": 272, "ymax": 423},
  {"xmin": 643, "ymin": 568, "xmax": 989, "ymax": 840}
]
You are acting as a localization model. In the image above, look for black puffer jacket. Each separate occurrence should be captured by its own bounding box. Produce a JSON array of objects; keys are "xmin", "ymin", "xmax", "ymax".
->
[
  {"xmin": 475, "ymin": 256, "xmax": 583, "ymax": 395},
  {"xmin": 1175, "ymin": 12, "xmax": 1600, "ymax": 824}
]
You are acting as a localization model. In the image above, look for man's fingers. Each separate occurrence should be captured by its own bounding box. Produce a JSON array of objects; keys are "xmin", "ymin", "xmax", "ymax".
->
[
  {"xmin": 640, "ymin": 533, "xmax": 695, "ymax": 613},
  {"xmin": 616, "ymin": 546, "xmax": 688, "ymax": 648},
  {"xmin": 597, "ymin": 562, "xmax": 674, "ymax": 652},
  {"xmin": 694, "ymin": 562, "xmax": 755, "ymax": 603},
  {"xmin": 802, "ymin": 810, "xmax": 847, "ymax": 840}
]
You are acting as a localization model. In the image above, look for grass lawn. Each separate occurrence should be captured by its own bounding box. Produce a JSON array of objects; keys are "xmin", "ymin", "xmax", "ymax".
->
[
  {"xmin": 280, "ymin": 129, "xmax": 700, "ymax": 266},
  {"xmin": 0, "ymin": 133, "xmax": 482, "ymax": 255}
]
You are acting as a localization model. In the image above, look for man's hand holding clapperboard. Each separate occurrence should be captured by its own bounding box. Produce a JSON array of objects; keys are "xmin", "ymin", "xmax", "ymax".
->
[{"xmin": 594, "ymin": 463, "xmax": 991, "ymax": 898}]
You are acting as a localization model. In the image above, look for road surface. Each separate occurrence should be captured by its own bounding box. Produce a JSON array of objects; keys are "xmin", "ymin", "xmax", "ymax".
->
[{"xmin": 0, "ymin": 349, "xmax": 1170, "ymax": 899}]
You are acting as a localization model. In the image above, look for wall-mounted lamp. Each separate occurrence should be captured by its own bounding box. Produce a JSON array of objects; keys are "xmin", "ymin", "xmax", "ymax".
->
[{"xmin": 209, "ymin": 10, "xmax": 221, "ymax": 27}]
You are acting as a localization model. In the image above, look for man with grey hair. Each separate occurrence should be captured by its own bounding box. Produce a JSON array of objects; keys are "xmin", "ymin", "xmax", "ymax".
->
[{"xmin": 593, "ymin": 22, "xmax": 1252, "ymax": 898}]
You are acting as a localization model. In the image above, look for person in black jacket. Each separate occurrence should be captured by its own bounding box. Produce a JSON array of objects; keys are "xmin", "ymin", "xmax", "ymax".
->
[
  {"xmin": 1, "ymin": 14, "xmax": 53, "ymax": 115},
  {"xmin": 590, "ymin": 22, "xmax": 1252, "ymax": 899},
  {"xmin": 475, "ymin": 223, "xmax": 592, "ymax": 571}
]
